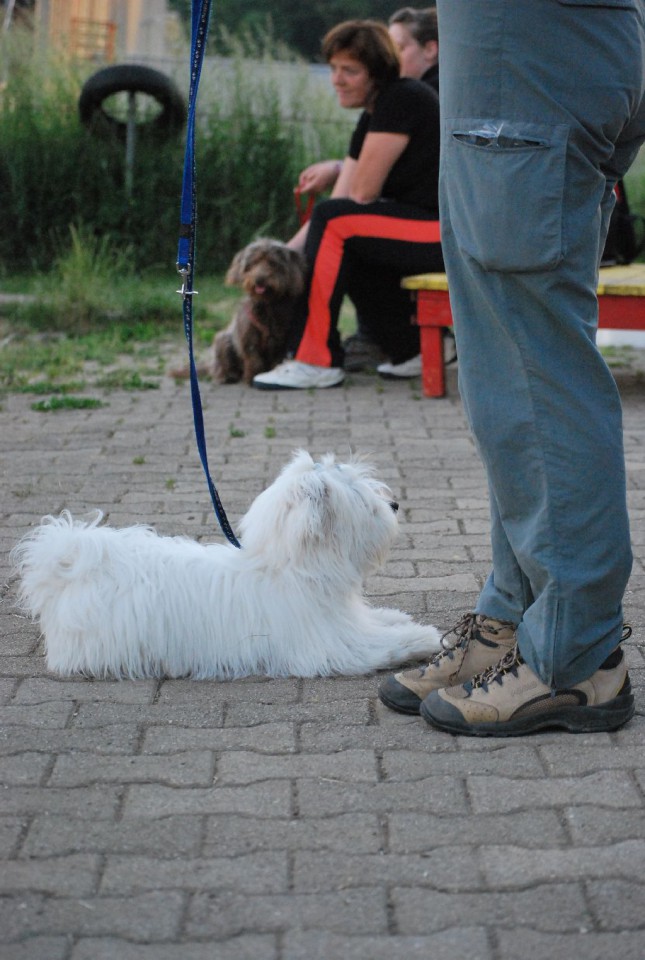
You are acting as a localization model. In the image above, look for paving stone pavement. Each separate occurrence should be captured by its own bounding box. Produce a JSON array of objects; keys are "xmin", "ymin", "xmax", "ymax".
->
[{"xmin": 1, "ymin": 357, "xmax": 645, "ymax": 960}]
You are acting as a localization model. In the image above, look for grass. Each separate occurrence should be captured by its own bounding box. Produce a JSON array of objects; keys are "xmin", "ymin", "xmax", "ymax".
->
[
  {"xmin": 0, "ymin": 286, "xmax": 358, "ymax": 399},
  {"xmin": 3, "ymin": 211, "xmax": 642, "ymax": 403},
  {"xmin": 2, "ymin": 23, "xmax": 643, "ymax": 406},
  {"xmin": 0, "ymin": 327, "xmax": 208, "ymax": 395},
  {"xmin": 5, "ymin": 275, "xmax": 643, "ymax": 400},
  {"xmin": 95, "ymin": 370, "xmax": 161, "ymax": 391},
  {"xmin": 31, "ymin": 396, "xmax": 105, "ymax": 412},
  {"xmin": 0, "ymin": 220, "xmax": 359, "ymax": 397},
  {"xmin": 0, "ymin": 31, "xmax": 351, "ymax": 273},
  {"xmin": 0, "ymin": 265, "xmax": 239, "ymax": 396},
  {"xmin": 599, "ymin": 344, "xmax": 644, "ymax": 369}
]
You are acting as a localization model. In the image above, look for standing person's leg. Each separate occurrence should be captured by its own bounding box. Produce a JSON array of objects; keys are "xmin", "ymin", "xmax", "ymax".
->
[
  {"xmin": 378, "ymin": 0, "xmax": 645, "ymax": 720},
  {"xmin": 413, "ymin": 0, "xmax": 645, "ymax": 734}
]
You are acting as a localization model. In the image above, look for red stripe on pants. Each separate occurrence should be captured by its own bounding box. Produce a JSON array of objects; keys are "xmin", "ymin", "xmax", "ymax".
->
[{"xmin": 295, "ymin": 213, "xmax": 441, "ymax": 367}]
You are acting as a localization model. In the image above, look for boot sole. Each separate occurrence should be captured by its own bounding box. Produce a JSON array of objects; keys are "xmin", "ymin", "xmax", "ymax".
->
[
  {"xmin": 420, "ymin": 691, "xmax": 635, "ymax": 737},
  {"xmin": 377, "ymin": 688, "xmax": 421, "ymax": 715}
]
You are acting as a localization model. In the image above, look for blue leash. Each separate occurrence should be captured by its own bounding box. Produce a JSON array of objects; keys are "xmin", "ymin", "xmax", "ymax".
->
[{"xmin": 176, "ymin": 0, "xmax": 241, "ymax": 549}]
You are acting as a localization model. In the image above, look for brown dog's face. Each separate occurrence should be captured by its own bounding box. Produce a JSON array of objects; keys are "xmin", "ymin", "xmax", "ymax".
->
[{"xmin": 225, "ymin": 239, "xmax": 305, "ymax": 301}]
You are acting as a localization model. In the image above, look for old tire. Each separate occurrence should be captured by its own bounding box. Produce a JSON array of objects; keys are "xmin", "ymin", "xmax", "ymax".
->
[{"xmin": 79, "ymin": 64, "xmax": 186, "ymax": 140}]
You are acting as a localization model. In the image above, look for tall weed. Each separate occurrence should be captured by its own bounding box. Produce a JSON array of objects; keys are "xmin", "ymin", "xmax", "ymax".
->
[{"xmin": 0, "ymin": 30, "xmax": 350, "ymax": 275}]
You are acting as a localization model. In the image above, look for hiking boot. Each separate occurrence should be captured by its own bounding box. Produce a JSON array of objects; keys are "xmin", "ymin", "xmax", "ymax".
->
[
  {"xmin": 420, "ymin": 634, "xmax": 635, "ymax": 737},
  {"xmin": 378, "ymin": 612, "xmax": 516, "ymax": 715}
]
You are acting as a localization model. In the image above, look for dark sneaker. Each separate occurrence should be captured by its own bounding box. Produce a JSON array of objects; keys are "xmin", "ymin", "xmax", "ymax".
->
[
  {"xmin": 343, "ymin": 334, "xmax": 387, "ymax": 372},
  {"xmin": 378, "ymin": 612, "xmax": 516, "ymax": 715},
  {"xmin": 420, "ymin": 638, "xmax": 635, "ymax": 737}
]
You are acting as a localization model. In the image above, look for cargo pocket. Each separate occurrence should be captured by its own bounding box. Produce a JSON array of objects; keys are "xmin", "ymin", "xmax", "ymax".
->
[
  {"xmin": 557, "ymin": 0, "xmax": 636, "ymax": 8},
  {"xmin": 443, "ymin": 118, "xmax": 569, "ymax": 272}
]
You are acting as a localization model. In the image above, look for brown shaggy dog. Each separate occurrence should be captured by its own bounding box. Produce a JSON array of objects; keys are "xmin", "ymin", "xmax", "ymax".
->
[{"xmin": 212, "ymin": 238, "xmax": 306, "ymax": 384}]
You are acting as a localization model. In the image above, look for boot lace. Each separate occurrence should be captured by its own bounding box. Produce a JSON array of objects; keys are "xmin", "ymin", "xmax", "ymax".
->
[
  {"xmin": 425, "ymin": 612, "xmax": 478, "ymax": 667},
  {"xmin": 467, "ymin": 645, "xmax": 524, "ymax": 693}
]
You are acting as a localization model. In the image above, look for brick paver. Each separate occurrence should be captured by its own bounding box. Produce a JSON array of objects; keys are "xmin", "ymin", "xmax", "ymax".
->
[{"xmin": 1, "ymin": 357, "xmax": 645, "ymax": 960}]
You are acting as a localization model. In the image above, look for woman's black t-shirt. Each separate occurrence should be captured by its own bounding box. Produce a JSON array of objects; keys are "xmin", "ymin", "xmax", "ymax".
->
[{"xmin": 348, "ymin": 77, "xmax": 440, "ymax": 214}]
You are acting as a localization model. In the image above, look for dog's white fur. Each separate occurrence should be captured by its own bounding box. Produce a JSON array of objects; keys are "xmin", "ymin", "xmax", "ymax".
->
[{"xmin": 11, "ymin": 451, "xmax": 440, "ymax": 679}]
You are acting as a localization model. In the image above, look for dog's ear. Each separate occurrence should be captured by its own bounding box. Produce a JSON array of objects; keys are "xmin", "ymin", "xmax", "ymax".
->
[
  {"xmin": 286, "ymin": 449, "xmax": 315, "ymax": 473},
  {"xmin": 275, "ymin": 452, "xmax": 329, "ymax": 544},
  {"xmin": 238, "ymin": 452, "xmax": 331, "ymax": 566},
  {"xmin": 280, "ymin": 471, "xmax": 332, "ymax": 557},
  {"xmin": 225, "ymin": 248, "xmax": 247, "ymax": 287}
]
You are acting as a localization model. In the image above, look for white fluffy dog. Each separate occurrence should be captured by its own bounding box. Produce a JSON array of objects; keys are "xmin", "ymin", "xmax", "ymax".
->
[{"xmin": 12, "ymin": 451, "xmax": 440, "ymax": 679}]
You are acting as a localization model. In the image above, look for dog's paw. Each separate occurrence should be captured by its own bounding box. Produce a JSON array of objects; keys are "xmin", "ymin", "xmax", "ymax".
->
[
  {"xmin": 390, "ymin": 617, "xmax": 442, "ymax": 657},
  {"xmin": 167, "ymin": 361, "xmax": 211, "ymax": 380},
  {"xmin": 404, "ymin": 626, "xmax": 442, "ymax": 656}
]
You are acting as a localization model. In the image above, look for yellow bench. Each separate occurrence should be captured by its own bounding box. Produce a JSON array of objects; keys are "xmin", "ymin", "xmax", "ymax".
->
[{"xmin": 402, "ymin": 262, "xmax": 645, "ymax": 397}]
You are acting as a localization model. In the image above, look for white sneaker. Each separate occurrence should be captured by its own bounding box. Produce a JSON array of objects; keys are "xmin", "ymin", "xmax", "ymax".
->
[
  {"xmin": 377, "ymin": 354, "xmax": 422, "ymax": 379},
  {"xmin": 252, "ymin": 360, "xmax": 345, "ymax": 390},
  {"xmin": 443, "ymin": 330, "xmax": 458, "ymax": 365}
]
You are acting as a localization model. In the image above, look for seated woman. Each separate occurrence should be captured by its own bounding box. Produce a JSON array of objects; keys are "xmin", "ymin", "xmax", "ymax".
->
[
  {"xmin": 252, "ymin": 19, "xmax": 443, "ymax": 390},
  {"xmin": 389, "ymin": 5, "xmax": 439, "ymax": 91},
  {"xmin": 295, "ymin": 8, "xmax": 440, "ymax": 374},
  {"xmin": 298, "ymin": 7, "xmax": 439, "ymax": 200}
]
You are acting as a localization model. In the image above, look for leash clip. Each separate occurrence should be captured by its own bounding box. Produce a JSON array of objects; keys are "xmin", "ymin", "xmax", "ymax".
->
[{"xmin": 176, "ymin": 263, "xmax": 199, "ymax": 298}]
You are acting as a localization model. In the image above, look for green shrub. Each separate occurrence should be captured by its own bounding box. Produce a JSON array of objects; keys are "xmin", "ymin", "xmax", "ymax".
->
[{"xmin": 0, "ymin": 31, "xmax": 350, "ymax": 274}]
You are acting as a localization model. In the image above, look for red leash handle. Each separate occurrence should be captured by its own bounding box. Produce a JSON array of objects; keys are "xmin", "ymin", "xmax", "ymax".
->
[{"xmin": 294, "ymin": 187, "xmax": 315, "ymax": 226}]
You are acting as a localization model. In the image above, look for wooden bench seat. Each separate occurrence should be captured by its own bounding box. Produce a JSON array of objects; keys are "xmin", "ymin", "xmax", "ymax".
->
[{"xmin": 402, "ymin": 262, "xmax": 645, "ymax": 397}]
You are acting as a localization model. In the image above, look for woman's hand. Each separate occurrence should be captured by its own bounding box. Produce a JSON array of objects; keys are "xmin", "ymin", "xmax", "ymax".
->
[
  {"xmin": 297, "ymin": 159, "xmax": 342, "ymax": 195},
  {"xmin": 288, "ymin": 129, "xmax": 409, "ymax": 249}
]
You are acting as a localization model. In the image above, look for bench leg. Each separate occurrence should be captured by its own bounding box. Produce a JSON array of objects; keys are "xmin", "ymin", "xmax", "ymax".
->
[{"xmin": 419, "ymin": 326, "xmax": 446, "ymax": 397}]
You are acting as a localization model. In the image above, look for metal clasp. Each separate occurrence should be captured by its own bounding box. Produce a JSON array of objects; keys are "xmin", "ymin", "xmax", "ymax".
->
[{"xmin": 176, "ymin": 263, "xmax": 198, "ymax": 297}]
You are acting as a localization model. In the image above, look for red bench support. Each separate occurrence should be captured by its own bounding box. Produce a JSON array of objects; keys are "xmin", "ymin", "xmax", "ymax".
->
[{"xmin": 404, "ymin": 264, "xmax": 645, "ymax": 397}]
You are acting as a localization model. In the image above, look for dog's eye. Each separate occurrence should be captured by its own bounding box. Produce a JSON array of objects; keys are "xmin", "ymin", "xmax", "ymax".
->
[{"xmin": 390, "ymin": 501, "xmax": 399, "ymax": 514}]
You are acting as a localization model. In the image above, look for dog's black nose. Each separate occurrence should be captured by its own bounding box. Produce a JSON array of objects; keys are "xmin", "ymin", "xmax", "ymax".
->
[{"xmin": 390, "ymin": 501, "xmax": 399, "ymax": 513}]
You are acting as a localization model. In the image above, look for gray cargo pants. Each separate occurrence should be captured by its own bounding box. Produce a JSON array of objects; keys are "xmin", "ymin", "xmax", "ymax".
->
[{"xmin": 436, "ymin": 0, "xmax": 645, "ymax": 686}]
